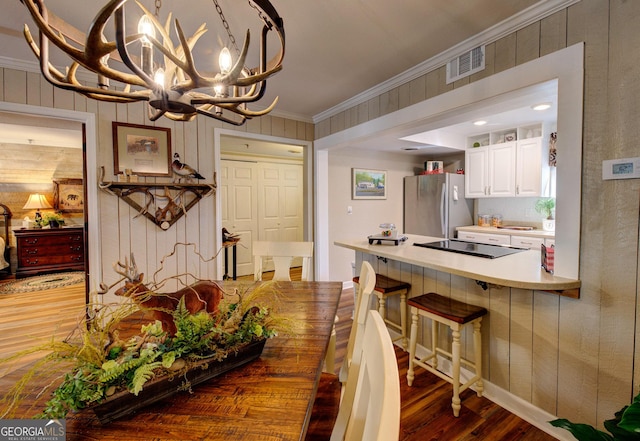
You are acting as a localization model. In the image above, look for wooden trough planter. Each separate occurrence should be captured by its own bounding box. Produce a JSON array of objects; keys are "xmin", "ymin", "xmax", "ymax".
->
[{"xmin": 91, "ymin": 339, "xmax": 267, "ymax": 424}]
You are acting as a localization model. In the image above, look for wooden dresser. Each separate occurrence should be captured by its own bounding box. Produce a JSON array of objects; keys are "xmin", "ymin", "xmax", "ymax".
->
[{"xmin": 14, "ymin": 226, "xmax": 85, "ymax": 278}]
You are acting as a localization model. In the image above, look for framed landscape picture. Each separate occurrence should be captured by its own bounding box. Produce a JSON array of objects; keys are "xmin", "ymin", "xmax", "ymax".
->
[
  {"xmin": 53, "ymin": 178, "xmax": 84, "ymax": 213},
  {"xmin": 112, "ymin": 122, "xmax": 172, "ymax": 177},
  {"xmin": 352, "ymin": 168, "xmax": 386, "ymax": 200}
]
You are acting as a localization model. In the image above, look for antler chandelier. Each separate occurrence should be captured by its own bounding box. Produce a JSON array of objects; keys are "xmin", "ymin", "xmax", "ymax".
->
[{"xmin": 19, "ymin": 0, "xmax": 285, "ymax": 125}]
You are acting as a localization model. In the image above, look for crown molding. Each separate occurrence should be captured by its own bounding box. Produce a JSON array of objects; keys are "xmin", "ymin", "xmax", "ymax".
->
[{"xmin": 312, "ymin": 0, "xmax": 580, "ymax": 123}]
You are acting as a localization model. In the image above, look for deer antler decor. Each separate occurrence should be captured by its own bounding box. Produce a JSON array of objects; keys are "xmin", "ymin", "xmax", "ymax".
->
[{"xmin": 19, "ymin": 0, "xmax": 285, "ymax": 125}]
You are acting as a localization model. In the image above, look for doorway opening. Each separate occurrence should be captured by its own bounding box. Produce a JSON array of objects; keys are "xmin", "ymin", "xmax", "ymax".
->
[{"xmin": 215, "ymin": 129, "xmax": 313, "ymax": 279}]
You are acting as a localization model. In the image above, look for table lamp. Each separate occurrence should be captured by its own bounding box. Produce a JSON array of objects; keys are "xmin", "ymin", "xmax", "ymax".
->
[{"xmin": 23, "ymin": 193, "xmax": 52, "ymax": 227}]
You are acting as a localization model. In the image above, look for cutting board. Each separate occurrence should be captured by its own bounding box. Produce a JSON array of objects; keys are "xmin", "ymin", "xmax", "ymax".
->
[{"xmin": 497, "ymin": 225, "xmax": 534, "ymax": 230}]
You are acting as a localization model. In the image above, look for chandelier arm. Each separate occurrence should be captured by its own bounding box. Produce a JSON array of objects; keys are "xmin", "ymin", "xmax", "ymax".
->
[
  {"xmin": 250, "ymin": 1, "xmax": 285, "ymax": 75},
  {"xmin": 163, "ymin": 112, "xmax": 197, "ymax": 122},
  {"xmin": 196, "ymin": 107, "xmax": 246, "ymax": 126},
  {"xmin": 235, "ymin": 24, "xmax": 283, "ymax": 87},
  {"xmin": 84, "ymin": 0, "xmax": 127, "ymax": 65},
  {"xmin": 171, "ymin": 19, "xmax": 203, "ymax": 90},
  {"xmin": 113, "ymin": 6, "xmax": 156, "ymax": 88},
  {"xmin": 21, "ymin": 0, "xmax": 86, "ymax": 63},
  {"xmin": 147, "ymin": 107, "xmax": 167, "ymax": 121},
  {"xmin": 190, "ymin": 83, "xmax": 266, "ymax": 106},
  {"xmin": 22, "ymin": 0, "xmax": 149, "ymax": 88},
  {"xmin": 23, "ymin": 25, "xmax": 67, "ymax": 82},
  {"xmin": 32, "ymin": 21, "xmax": 151, "ymax": 102},
  {"xmin": 211, "ymin": 96, "xmax": 279, "ymax": 117}
]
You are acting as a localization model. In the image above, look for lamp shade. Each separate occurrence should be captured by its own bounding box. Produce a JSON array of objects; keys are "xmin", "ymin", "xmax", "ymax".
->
[{"xmin": 23, "ymin": 193, "xmax": 52, "ymax": 210}]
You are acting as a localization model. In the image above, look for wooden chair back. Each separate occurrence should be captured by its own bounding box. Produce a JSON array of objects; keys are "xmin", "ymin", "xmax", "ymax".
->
[
  {"xmin": 252, "ymin": 241, "xmax": 313, "ymax": 281},
  {"xmin": 331, "ymin": 310, "xmax": 401, "ymax": 441}
]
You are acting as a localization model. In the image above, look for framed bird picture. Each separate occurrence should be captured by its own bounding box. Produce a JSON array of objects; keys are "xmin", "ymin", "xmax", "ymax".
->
[{"xmin": 112, "ymin": 122, "xmax": 172, "ymax": 177}]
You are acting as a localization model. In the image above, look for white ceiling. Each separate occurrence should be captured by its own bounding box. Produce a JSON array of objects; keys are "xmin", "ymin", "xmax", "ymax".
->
[{"xmin": 0, "ymin": 1, "xmax": 558, "ymax": 154}]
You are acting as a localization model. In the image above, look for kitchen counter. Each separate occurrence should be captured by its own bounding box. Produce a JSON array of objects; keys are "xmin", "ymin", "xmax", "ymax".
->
[
  {"xmin": 335, "ymin": 234, "xmax": 579, "ymax": 297},
  {"xmin": 457, "ymin": 225, "xmax": 555, "ymax": 239}
]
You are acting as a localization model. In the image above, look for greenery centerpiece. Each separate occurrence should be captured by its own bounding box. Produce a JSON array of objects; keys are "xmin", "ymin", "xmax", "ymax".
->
[{"xmin": 0, "ymin": 247, "xmax": 291, "ymax": 422}]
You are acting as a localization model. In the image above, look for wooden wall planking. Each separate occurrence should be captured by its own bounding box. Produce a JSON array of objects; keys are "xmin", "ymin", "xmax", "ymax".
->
[
  {"xmin": 0, "ymin": 65, "xmax": 313, "ymax": 306},
  {"xmin": 321, "ymin": 0, "xmax": 640, "ymax": 430}
]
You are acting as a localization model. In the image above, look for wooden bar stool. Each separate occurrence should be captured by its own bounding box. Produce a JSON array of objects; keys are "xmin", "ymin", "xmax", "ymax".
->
[
  {"xmin": 406, "ymin": 292, "xmax": 487, "ymax": 417},
  {"xmin": 353, "ymin": 273, "xmax": 410, "ymax": 349}
]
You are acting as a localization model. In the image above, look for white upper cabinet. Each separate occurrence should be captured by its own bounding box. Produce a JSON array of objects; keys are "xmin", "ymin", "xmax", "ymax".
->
[
  {"xmin": 465, "ymin": 142, "xmax": 516, "ymax": 198},
  {"xmin": 465, "ymin": 124, "xmax": 551, "ymax": 198}
]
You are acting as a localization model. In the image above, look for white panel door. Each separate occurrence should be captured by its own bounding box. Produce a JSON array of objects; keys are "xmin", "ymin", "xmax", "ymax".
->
[
  {"xmin": 222, "ymin": 160, "xmax": 303, "ymax": 277},
  {"xmin": 465, "ymin": 147, "xmax": 489, "ymax": 198},
  {"xmin": 258, "ymin": 163, "xmax": 303, "ymax": 242},
  {"xmin": 221, "ymin": 160, "xmax": 258, "ymax": 277},
  {"xmin": 488, "ymin": 142, "xmax": 516, "ymax": 197},
  {"xmin": 516, "ymin": 137, "xmax": 543, "ymax": 197}
]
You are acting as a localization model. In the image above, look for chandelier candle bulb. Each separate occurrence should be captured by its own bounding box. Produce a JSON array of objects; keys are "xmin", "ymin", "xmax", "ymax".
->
[{"xmin": 219, "ymin": 47, "xmax": 233, "ymax": 74}]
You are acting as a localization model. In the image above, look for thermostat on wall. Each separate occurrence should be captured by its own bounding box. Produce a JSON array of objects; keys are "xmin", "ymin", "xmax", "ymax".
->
[{"xmin": 602, "ymin": 157, "xmax": 640, "ymax": 180}]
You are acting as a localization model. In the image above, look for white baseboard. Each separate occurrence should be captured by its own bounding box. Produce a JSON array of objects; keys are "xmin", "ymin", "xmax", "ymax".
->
[{"xmin": 389, "ymin": 330, "xmax": 573, "ymax": 441}]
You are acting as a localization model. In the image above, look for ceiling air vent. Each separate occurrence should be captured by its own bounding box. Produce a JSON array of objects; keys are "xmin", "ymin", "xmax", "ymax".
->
[{"xmin": 446, "ymin": 45, "xmax": 485, "ymax": 84}]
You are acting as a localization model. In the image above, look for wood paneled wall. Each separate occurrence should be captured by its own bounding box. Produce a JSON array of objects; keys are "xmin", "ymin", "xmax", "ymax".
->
[
  {"xmin": 0, "ymin": 68, "xmax": 313, "ymax": 307},
  {"xmin": 326, "ymin": 0, "xmax": 640, "ymax": 431}
]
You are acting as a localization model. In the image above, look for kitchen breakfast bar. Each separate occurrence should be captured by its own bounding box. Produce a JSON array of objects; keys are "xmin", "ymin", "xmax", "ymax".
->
[
  {"xmin": 335, "ymin": 234, "xmax": 580, "ymax": 298},
  {"xmin": 335, "ymin": 234, "xmax": 581, "ymax": 432}
]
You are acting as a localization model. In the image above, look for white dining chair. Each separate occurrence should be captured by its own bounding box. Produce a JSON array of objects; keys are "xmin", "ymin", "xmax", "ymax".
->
[
  {"xmin": 251, "ymin": 241, "xmax": 338, "ymax": 371},
  {"xmin": 331, "ymin": 310, "xmax": 401, "ymax": 441},
  {"xmin": 338, "ymin": 260, "xmax": 376, "ymax": 384},
  {"xmin": 252, "ymin": 240, "xmax": 313, "ymax": 282}
]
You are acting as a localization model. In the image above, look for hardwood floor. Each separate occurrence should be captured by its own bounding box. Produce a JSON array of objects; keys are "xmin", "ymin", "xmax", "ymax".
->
[
  {"xmin": 0, "ymin": 269, "xmax": 557, "ymax": 439},
  {"xmin": 247, "ymin": 269, "xmax": 558, "ymax": 440},
  {"xmin": 0, "ymin": 278, "xmax": 86, "ymax": 376}
]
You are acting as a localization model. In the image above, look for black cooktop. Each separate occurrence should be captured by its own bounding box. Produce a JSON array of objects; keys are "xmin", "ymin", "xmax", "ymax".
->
[{"xmin": 413, "ymin": 239, "xmax": 527, "ymax": 259}]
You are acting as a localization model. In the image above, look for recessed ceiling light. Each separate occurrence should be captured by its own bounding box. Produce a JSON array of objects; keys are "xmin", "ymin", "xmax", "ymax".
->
[
  {"xmin": 473, "ymin": 120, "xmax": 487, "ymax": 126},
  {"xmin": 532, "ymin": 103, "xmax": 551, "ymax": 111}
]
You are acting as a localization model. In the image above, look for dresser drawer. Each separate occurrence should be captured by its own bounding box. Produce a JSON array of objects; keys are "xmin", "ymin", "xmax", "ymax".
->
[
  {"xmin": 19, "ymin": 253, "xmax": 84, "ymax": 268},
  {"xmin": 14, "ymin": 227, "xmax": 85, "ymax": 278},
  {"xmin": 19, "ymin": 241, "xmax": 84, "ymax": 258}
]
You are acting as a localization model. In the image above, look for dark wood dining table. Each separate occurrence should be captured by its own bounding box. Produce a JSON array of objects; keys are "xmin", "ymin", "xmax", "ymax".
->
[{"xmin": 0, "ymin": 281, "xmax": 343, "ymax": 441}]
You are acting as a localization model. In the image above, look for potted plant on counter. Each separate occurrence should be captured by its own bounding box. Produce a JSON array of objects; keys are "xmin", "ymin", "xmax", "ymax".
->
[{"xmin": 535, "ymin": 198, "xmax": 555, "ymax": 231}]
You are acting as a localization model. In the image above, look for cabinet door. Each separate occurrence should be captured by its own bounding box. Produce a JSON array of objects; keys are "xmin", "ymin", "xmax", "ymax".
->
[
  {"xmin": 516, "ymin": 137, "xmax": 543, "ymax": 197},
  {"xmin": 488, "ymin": 142, "xmax": 516, "ymax": 197},
  {"xmin": 464, "ymin": 147, "xmax": 488, "ymax": 198}
]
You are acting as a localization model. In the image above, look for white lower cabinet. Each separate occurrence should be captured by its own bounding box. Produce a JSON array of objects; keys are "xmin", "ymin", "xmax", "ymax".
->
[
  {"xmin": 457, "ymin": 230, "xmax": 552, "ymax": 249},
  {"xmin": 457, "ymin": 231, "xmax": 511, "ymax": 245},
  {"xmin": 510, "ymin": 235, "xmax": 544, "ymax": 249}
]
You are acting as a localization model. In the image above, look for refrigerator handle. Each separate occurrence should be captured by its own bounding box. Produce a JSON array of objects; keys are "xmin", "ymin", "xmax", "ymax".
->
[{"xmin": 440, "ymin": 183, "xmax": 447, "ymax": 236}]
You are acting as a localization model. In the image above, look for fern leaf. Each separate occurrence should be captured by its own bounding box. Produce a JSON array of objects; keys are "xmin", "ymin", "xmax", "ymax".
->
[{"xmin": 131, "ymin": 362, "xmax": 162, "ymax": 395}]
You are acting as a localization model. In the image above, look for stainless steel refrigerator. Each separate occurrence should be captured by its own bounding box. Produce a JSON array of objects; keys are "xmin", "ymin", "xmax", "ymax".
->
[{"xmin": 403, "ymin": 173, "xmax": 473, "ymax": 238}]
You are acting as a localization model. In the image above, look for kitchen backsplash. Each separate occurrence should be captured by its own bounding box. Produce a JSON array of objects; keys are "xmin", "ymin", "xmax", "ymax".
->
[{"xmin": 475, "ymin": 197, "xmax": 546, "ymax": 228}]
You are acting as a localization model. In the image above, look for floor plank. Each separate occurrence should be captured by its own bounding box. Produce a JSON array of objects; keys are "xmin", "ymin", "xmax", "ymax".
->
[{"xmin": 0, "ymin": 268, "xmax": 557, "ymax": 439}]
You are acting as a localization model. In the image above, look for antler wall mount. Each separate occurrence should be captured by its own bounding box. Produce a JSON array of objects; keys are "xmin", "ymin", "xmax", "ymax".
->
[{"xmin": 19, "ymin": 0, "xmax": 285, "ymax": 125}]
